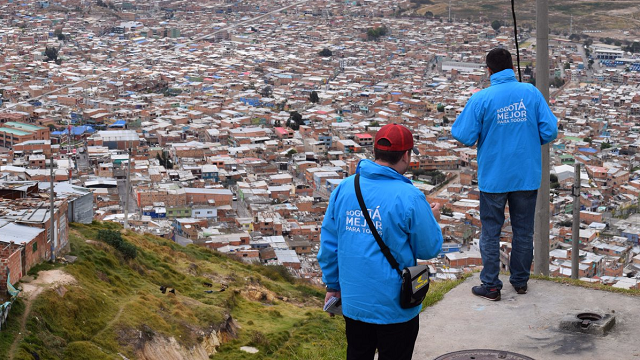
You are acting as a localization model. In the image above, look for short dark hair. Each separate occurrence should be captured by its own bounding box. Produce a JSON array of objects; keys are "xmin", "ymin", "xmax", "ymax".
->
[
  {"xmin": 374, "ymin": 138, "xmax": 406, "ymax": 164},
  {"xmin": 486, "ymin": 48, "xmax": 513, "ymax": 74}
]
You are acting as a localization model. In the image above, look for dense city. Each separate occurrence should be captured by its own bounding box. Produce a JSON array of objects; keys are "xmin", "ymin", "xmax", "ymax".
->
[{"xmin": 1, "ymin": 0, "xmax": 640, "ymax": 301}]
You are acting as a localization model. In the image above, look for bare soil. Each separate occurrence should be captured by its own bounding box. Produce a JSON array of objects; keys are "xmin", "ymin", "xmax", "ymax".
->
[{"xmin": 20, "ymin": 269, "xmax": 77, "ymax": 301}]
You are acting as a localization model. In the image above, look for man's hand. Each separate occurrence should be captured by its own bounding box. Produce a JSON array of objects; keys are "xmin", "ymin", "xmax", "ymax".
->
[
  {"xmin": 430, "ymin": 202, "xmax": 441, "ymax": 220},
  {"xmin": 325, "ymin": 290, "xmax": 341, "ymax": 317}
]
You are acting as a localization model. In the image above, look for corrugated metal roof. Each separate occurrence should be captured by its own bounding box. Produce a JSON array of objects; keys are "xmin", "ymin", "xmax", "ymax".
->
[{"xmin": 0, "ymin": 220, "xmax": 44, "ymax": 244}]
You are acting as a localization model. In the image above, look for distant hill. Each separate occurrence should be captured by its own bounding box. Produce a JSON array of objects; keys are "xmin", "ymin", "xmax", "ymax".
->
[
  {"xmin": 0, "ymin": 222, "xmax": 345, "ymax": 360},
  {"xmin": 408, "ymin": 0, "xmax": 640, "ymax": 41}
]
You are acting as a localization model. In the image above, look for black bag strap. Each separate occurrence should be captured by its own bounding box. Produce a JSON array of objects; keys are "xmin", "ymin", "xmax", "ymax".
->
[{"xmin": 354, "ymin": 173, "xmax": 403, "ymax": 277}]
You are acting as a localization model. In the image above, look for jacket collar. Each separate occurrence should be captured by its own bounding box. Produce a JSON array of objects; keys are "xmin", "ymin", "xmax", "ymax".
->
[
  {"xmin": 490, "ymin": 68, "xmax": 517, "ymax": 85},
  {"xmin": 355, "ymin": 159, "xmax": 412, "ymax": 183}
]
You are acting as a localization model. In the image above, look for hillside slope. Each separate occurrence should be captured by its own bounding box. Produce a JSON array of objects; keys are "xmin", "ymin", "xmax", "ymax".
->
[
  {"xmin": 0, "ymin": 222, "xmax": 346, "ymax": 360},
  {"xmin": 410, "ymin": 0, "xmax": 640, "ymax": 39}
]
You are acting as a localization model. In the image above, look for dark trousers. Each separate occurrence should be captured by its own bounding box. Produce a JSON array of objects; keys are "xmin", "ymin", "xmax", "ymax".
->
[{"xmin": 344, "ymin": 315, "xmax": 419, "ymax": 360}]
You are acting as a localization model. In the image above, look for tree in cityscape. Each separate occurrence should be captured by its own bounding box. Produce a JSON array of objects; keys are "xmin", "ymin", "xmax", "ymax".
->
[
  {"xmin": 309, "ymin": 90, "xmax": 319, "ymax": 104},
  {"xmin": 583, "ymin": 137, "xmax": 592, "ymax": 144},
  {"xmin": 261, "ymin": 85, "xmax": 272, "ymax": 98},
  {"xmin": 289, "ymin": 111, "xmax": 302, "ymax": 123},
  {"xmin": 366, "ymin": 26, "xmax": 388, "ymax": 41},
  {"xmin": 156, "ymin": 152, "xmax": 173, "ymax": 169},
  {"xmin": 441, "ymin": 205, "xmax": 453, "ymax": 217},
  {"xmin": 436, "ymin": 104, "xmax": 445, "ymax": 112},
  {"xmin": 491, "ymin": 20, "xmax": 501, "ymax": 32},
  {"xmin": 318, "ymin": 48, "xmax": 332, "ymax": 57},
  {"xmin": 287, "ymin": 111, "xmax": 304, "ymax": 130},
  {"xmin": 551, "ymin": 76, "xmax": 565, "ymax": 88},
  {"xmin": 601, "ymin": 142, "xmax": 612, "ymax": 150},
  {"xmin": 44, "ymin": 46, "xmax": 58, "ymax": 62},
  {"xmin": 568, "ymin": 34, "xmax": 581, "ymax": 42},
  {"xmin": 624, "ymin": 41, "xmax": 640, "ymax": 53},
  {"xmin": 54, "ymin": 28, "xmax": 65, "ymax": 41},
  {"xmin": 426, "ymin": 170, "xmax": 446, "ymax": 185}
]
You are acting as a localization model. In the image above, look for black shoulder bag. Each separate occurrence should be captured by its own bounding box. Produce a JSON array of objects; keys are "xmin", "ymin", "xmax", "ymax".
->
[{"xmin": 354, "ymin": 173, "xmax": 430, "ymax": 309}]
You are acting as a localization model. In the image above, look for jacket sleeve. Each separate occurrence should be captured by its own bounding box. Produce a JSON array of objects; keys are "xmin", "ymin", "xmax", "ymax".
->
[
  {"xmin": 408, "ymin": 195, "xmax": 444, "ymax": 261},
  {"xmin": 537, "ymin": 93, "xmax": 558, "ymax": 145},
  {"xmin": 318, "ymin": 189, "xmax": 340, "ymax": 291},
  {"xmin": 451, "ymin": 96, "xmax": 482, "ymax": 147}
]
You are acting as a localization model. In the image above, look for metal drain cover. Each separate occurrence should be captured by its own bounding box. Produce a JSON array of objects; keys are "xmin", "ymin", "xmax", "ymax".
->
[
  {"xmin": 559, "ymin": 311, "xmax": 615, "ymax": 335},
  {"xmin": 434, "ymin": 349, "xmax": 535, "ymax": 360}
]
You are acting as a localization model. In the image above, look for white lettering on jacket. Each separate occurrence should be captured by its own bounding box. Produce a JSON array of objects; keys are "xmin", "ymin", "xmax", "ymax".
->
[
  {"xmin": 496, "ymin": 99, "xmax": 528, "ymax": 125},
  {"xmin": 345, "ymin": 206, "xmax": 383, "ymax": 235}
]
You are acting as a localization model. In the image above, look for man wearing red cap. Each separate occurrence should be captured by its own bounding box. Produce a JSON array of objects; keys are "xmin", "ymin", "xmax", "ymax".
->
[{"xmin": 318, "ymin": 123, "xmax": 443, "ymax": 360}]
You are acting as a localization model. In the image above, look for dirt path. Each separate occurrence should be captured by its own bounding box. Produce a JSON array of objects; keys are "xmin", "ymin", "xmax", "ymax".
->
[
  {"xmin": 92, "ymin": 303, "xmax": 126, "ymax": 342},
  {"xmin": 7, "ymin": 270, "xmax": 76, "ymax": 360}
]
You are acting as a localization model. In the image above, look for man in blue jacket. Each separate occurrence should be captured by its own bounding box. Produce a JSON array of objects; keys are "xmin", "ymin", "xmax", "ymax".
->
[
  {"xmin": 318, "ymin": 123, "xmax": 443, "ymax": 360},
  {"xmin": 451, "ymin": 48, "xmax": 558, "ymax": 301}
]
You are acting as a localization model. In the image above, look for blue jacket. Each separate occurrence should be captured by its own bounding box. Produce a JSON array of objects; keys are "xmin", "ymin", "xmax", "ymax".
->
[
  {"xmin": 318, "ymin": 159, "xmax": 443, "ymax": 324},
  {"xmin": 451, "ymin": 69, "xmax": 558, "ymax": 193}
]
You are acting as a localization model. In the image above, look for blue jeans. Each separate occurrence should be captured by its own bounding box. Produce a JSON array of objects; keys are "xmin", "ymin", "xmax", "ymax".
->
[{"xmin": 479, "ymin": 190, "xmax": 538, "ymax": 290}]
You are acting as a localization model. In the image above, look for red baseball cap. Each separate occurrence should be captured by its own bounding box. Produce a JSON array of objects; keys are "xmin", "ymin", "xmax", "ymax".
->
[{"xmin": 374, "ymin": 124, "xmax": 419, "ymax": 155}]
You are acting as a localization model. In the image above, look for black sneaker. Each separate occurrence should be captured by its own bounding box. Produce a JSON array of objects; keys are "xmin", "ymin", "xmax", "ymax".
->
[
  {"xmin": 472, "ymin": 285, "xmax": 501, "ymax": 301},
  {"xmin": 513, "ymin": 285, "xmax": 528, "ymax": 294}
]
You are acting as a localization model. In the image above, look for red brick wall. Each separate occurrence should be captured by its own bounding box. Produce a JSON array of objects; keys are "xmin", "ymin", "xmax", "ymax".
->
[{"xmin": 0, "ymin": 245, "xmax": 22, "ymax": 292}]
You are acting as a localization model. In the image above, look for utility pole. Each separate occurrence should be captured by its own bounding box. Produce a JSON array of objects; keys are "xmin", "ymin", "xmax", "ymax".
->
[
  {"xmin": 49, "ymin": 155, "xmax": 56, "ymax": 261},
  {"xmin": 534, "ymin": 0, "xmax": 551, "ymax": 276},
  {"xmin": 569, "ymin": 15, "xmax": 573, "ymax": 36},
  {"xmin": 124, "ymin": 146, "xmax": 132, "ymax": 230},
  {"xmin": 68, "ymin": 118, "xmax": 73, "ymax": 183},
  {"xmin": 571, "ymin": 163, "xmax": 581, "ymax": 279}
]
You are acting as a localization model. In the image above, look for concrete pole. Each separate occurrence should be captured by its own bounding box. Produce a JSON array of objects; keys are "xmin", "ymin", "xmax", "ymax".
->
[
  {"xmin": 50, "ymin": 155, "xmax": 56, "ymax": 261},
  {"xmin": 571, "ymin": 163, "xmax": 581, "ymax": 279},
  {"xmin": 124, "ymin": 147, "xmax": 131, "ymax": 230},
  {"xmin": 534, "ymin": 0, "xmax": 551, "ymax": 276}
]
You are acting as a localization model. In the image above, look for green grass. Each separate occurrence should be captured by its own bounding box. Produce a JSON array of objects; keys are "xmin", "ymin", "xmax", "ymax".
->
[
  {"xmin": 3, "ymin": 222, "xmax": 339, "ymax": 359},
  {"xmin": 0, "ymin": 300, "xmax": 24, "ymax": 356},
  {"xmin": 530, "ymin": 274, "xmax": 640, "ymax": 296},
  {"xmin": 422, "ymin": 274, "xmax": 471, "ymax": 309},
  {"xmin": 3, "ymin": 221, "xmax": 473, "ymax": 359}
]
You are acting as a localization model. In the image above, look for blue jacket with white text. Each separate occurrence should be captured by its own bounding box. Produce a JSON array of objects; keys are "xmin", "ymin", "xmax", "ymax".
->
[
  {"xmin": 451, "ymin": 69, "xmax": 558, "ymax": 193},
  {"xmin": 317, "ymin": 159, "xmax": 443, "ymax": 324}
]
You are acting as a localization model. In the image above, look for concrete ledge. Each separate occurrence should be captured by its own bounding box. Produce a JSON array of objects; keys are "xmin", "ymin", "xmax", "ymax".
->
[{"xmin": 414, "ymin": 274, "xmax": 640, "ymax": 360}]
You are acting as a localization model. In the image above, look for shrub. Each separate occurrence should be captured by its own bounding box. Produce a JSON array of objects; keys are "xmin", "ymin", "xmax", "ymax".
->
[{"xmin": 96, "ymin": 229, "xmax": 137, "ymax": 260}]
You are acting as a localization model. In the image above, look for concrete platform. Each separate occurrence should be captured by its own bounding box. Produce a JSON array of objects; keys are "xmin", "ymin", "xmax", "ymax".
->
[{"xmin": 414, "ymin": 274, "xmax": 640, "ymax": 360}]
